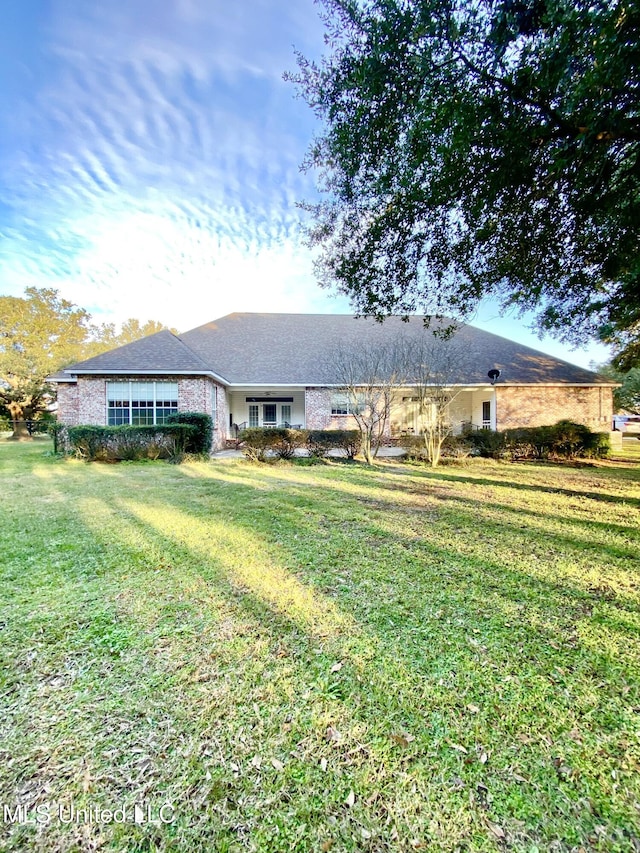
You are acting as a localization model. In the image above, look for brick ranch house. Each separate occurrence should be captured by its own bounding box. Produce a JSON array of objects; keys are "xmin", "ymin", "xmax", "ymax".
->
[{"xmin": 51, "ymin": 313, "xmax": 616, "ymax": 451}]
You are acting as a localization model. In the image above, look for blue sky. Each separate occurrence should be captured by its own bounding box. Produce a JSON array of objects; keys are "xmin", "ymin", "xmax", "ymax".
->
[{"xmin": 0, "ymin": 0, "xmax": 610, "ymax": 369}]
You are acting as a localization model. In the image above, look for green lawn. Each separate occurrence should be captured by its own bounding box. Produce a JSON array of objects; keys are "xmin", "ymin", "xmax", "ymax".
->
[{"xmin": 1, "ymin": 441, "xmax": 639, "ymax": 852}]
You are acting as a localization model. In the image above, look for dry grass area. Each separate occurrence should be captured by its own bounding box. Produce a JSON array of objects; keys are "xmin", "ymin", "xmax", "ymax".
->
[{"xmin": 1, "ymin": 441, "xmax": 639, "ymax": 852}]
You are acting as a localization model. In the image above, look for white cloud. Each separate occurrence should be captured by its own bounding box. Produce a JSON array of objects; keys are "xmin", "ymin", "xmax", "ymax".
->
[
  {"xmin": 0, "ymin": 0, "xmax": 332, "ymax": 334},
  {"xmin": 0, "ymin": 0, "xmax": 611, "ymax": 369}
]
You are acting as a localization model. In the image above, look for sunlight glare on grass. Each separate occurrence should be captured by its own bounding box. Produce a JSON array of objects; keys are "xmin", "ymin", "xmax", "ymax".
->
[{"xmin": 80, "ymin": 496, "xmax": 355, "ymax": 641}]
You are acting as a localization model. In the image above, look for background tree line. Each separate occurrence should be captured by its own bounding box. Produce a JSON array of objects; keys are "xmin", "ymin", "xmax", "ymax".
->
[{"xmin": 0, "ymin": 287, "xmax": 172, "ymax": 438}]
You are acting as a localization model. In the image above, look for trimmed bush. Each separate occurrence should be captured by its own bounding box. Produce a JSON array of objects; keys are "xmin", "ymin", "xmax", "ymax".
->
[
  {"xmin": 503, "ymin": 421, "xmax": 610, "ymax": 461},
  {"xmin": 503, "ymin": 426, "xmax": 555, "ymax": 460},
  {"xmin": 271, "ymin": 429, "xmax": 307, "ymax": 460},
  {"xmin": 306, "ymin": 429, "xmax": 361, "ymax": 459},
  {"xmin": 463, "ymin": 428, "xmax": 507, "ymax": 459},
  {"xmin": 400, "ymin": 434, "xmax": 473, "ymax": 462},
  {"xmin": 239, "ymin": 427, "xmax": 304, "ymax": 461},
  {"xmin": 165, "ymin": 412, "xmax": 213, "ymax": 454},
  {"xmin": 67, "ymin": 424, "xmax": 197, "ymax": 462},
  {"xmin": 240, "ymin": 428, "xmax": 272, "ymax": 462}
]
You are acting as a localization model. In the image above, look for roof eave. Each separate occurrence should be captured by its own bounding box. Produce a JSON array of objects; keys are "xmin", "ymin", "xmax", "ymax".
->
[{"xmin": 57, "ymin": 368, "xmax": 229, "ymax": 386}]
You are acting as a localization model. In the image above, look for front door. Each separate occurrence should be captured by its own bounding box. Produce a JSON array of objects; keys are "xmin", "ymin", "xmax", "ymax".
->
[{"xmin": 263, "ymin": 403, "xmax": 277, "ymax": 426}]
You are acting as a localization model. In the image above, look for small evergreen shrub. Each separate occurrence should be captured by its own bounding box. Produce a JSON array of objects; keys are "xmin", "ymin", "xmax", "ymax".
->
[
  {"xmin": 503, "ymin": 426, "xmax": 555, "ymax": 460},
  {"xmin": 399, "ymin": 434, "xmax": 472, "ymax": 463},
  {"xmin": 398, "ymin": 435, "xmax": 429, "ymax": 462},
  {"xmin": 239, "ymin": 427, "xmax": 293, "ymax": 461},
  {"xmin": 165, "ymin": 412, "xmax": 213, "ymax": 454},
  {"xmin": 463, "ymin": 428, "xmax": 507, "ymax": 459},
  {"xmin": 240, "ymin": 427, "xmax": 307, "ymax": 460},
  {"xmin": 306, "ymin": 429, "xmax": 361, "ymax": 459},
  {"xmin": 67, "ymin": 424, "xmax": 196, "ymax": 462}
]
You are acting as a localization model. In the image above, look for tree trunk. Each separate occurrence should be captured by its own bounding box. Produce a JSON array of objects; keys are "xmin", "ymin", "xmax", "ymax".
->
[
  {"xmin": 9, "ymin": 420, "xmax": 31, "ymax": 441},
  {"xmin": 7, "ymin": 403, "xmax": 32, "ymax": 441},
  {"xmin": 362, "ymin": 432, "xmax": 374, "ymax": 465}
]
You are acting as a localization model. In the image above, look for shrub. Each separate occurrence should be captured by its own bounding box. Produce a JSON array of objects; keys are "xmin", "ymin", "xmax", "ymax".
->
[
  {"xmin": 340, "ymin": 430, "xmax": 362, "ymax": 460},
  {"xmin": 165, "ymin": 412, "xmax": 213, "ymax": 454},
  {"xmin": 48, "ymin": 422, "xmax": 67, "ymax": 454},
  {"xmin": 584, "ymin": 431, "xmax": 611, "ymax": 458},
  {"xmin": 503, "ymin": 426, "xmax": 555, "ymax": 460},
  {"xmin": 399, "ymin": 434, "xmax": 472, "ymax": 463},
  {"xmin": 239, "ymin": 427, "xmax": 304, "ymax": 461},
  {"xmin": 504, "ymin": 421, "xmax": 610, "ymax": 461},
  {"xmin": 271, "ymin": 429, "xmax": 307, "ymax": 460},
  {"xmin": 398, "ymin": 435, "xmax": 429, "ymax": 462},
  {"xmin": 463, "ymin": 428, "xmax": 507, "ymax": 459},
  {"xmin": 67, "ymin": 424, "xmax": 196, "ymax": 462},
  {"xmin": 306, "ymin": 429, "xmax": 361, "ymax": 459},
  {"xmin": 549, "ymin": 420, "xmax": 610, "ymax": 459}
]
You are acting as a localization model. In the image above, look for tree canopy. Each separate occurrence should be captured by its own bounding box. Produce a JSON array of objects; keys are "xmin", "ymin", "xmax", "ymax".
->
[
  {"xmin": 0, "ymin": 288, "xmax": 172, "ymax": 437},
  {"xmin": 291, "ymin": 0, "xmax": 640, "ymax": 366},
  {"xmin": 597, "ymin": 363, "xmax": 640, "ymax": 413}
]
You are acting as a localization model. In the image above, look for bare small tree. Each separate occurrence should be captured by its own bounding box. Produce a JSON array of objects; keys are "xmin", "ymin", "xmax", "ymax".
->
[
  {"xmin": 332, "ymin": 340, "xmax": 407, "ymax": 464},
  {"xmin": 406, "ymin": 335, "xmax": 467, "ymax": 467}
]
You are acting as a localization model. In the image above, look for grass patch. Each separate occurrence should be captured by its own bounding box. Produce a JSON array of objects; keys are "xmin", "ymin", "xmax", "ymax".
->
[{"xmin": 1, "ymin": 441, "xmax": 639, "ymax": 851}]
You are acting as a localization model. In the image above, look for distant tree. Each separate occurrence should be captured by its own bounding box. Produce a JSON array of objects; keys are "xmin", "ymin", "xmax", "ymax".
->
[
  {"xmin": 91, "ymin": 318, "xmax": 172, "ymax": 353},
  {"xmin": 291, "ymin": 0, "xmax": 640, "ymax": 366},
  {"xmin": 0, "ymin": 288, "xmax": 173, "ymax": 439},
  {"xmin": 597, "ymin": 364, "xmax": 640, "ymax": 414},
  {"xmin": 0, "ymin": 289, "xmax": 93, "ymax": 438}
]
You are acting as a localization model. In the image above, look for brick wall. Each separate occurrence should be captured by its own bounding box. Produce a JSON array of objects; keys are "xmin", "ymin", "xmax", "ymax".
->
[
  {"xmin": 304, "ymin": 387, "xmax": 393, "ymax": 435},
  {"xmin": 305, "ymin": 388, "xmax": 332, "ymax": 429},
  {"xmin": 56, "ymin": 375, "xmax": 228, "ymax": 451},
  {"xmin": 56, "ymin": 383, "xmax": 79, "ymax": 425},
  {"xmin": 496, "ymin": 385, "xmax": 613, "ymax": 431},
  {"xmin": 213, "ymin": 384, "xmax": 229, "ymax": 450}
]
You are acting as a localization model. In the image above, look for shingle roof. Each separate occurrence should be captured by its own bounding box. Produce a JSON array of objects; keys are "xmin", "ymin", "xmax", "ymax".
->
[
  {"xmin": 180, "ymin": 313, "xmax": 611, "ymax": 386},
  {"xmin": 59, "ymin": 314, "xmax": 612, "ymax": 386},
  {"xmin": 63, "ymin": 330, "xmax": 218, "ymax": 377}
]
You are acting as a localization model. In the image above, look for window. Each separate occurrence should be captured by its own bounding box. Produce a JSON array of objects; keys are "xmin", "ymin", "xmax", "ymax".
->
[
  {"xmin": 249, "ymin": 404, "xmax": 259, "ymax": 427},
  {"xmin": 107, "ymin": 381, "xmax": 178, "ymax": 426},
  {"xmin": 482, "ymin": 400, "xmax": 491, "ymax": 430},
  {"xmin": 331, "ymin": 392, "xmax": 350, "ymax": 415},
  {"xmin": 281, "ymin": 404, "xmax": 291, "ymax": 424},
  {"xmin": 331, "ymin": 392, "xmax": 365, "ymax": 415}
]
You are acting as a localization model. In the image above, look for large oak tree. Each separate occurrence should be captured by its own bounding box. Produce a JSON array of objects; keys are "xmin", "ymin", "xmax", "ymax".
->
[
  {"xmin": 291, "ymin": 0, "xmax": 640, "ymax": 366},
  {"xmin": 0, "ymin": 289, "xmax": 94, "ymax": 438},
  {"xmin": 0, "ymin": 288, "xmax": 172, "ymax": 438}
]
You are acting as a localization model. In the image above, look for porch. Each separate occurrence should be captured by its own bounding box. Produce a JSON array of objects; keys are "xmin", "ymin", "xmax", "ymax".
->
[{"xmin": 390, "ymin": 387, "xmax": 497, "ymax": 437}]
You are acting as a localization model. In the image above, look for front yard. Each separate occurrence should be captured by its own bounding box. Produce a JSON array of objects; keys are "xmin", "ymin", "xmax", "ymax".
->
[{"xmin": 1, "ymin": 441, "xmax": 639, "ymax": 851}]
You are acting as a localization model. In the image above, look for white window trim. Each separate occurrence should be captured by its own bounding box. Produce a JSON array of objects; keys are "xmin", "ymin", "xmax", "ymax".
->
[{"xmin": 106, "ymin": 380, "xmax": 179, "ymax": 426}]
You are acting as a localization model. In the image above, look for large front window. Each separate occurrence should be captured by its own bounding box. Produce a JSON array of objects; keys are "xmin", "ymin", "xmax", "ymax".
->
[{"xmin": 107, "ymin": 381, "xmax": 178, "ymax": 426}]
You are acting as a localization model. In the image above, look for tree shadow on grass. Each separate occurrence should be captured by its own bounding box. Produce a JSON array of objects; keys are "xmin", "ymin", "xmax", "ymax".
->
[
  {"xmin": 5, "ymin": 454, "xmax": 640, "ymax": 849},
  {"xmin": 377, "ymin": 462, "xmax": 640, "ymax": 508}
]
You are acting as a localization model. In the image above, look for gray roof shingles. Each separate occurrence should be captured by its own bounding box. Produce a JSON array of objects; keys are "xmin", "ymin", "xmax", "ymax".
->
[
  {"xmin": 60, "ymin": 314, "xmax": 612, "ymax": 386},
  {"xmin": 63, "ymin": 330, "xmax": 215, "ymax": 376}
]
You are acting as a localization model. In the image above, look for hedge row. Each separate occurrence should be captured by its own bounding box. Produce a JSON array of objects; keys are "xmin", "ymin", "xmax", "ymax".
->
[
  {"xmin": 65, "ymin": 424, "xmax": 198, "ymax": 462},
  {"xmin": 463, "ymin": 420, "xmax": 610, "ymax": 460},
  {"xmin": 240, "ymin": 428, "xmax": 361, "ymax": 462}
]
